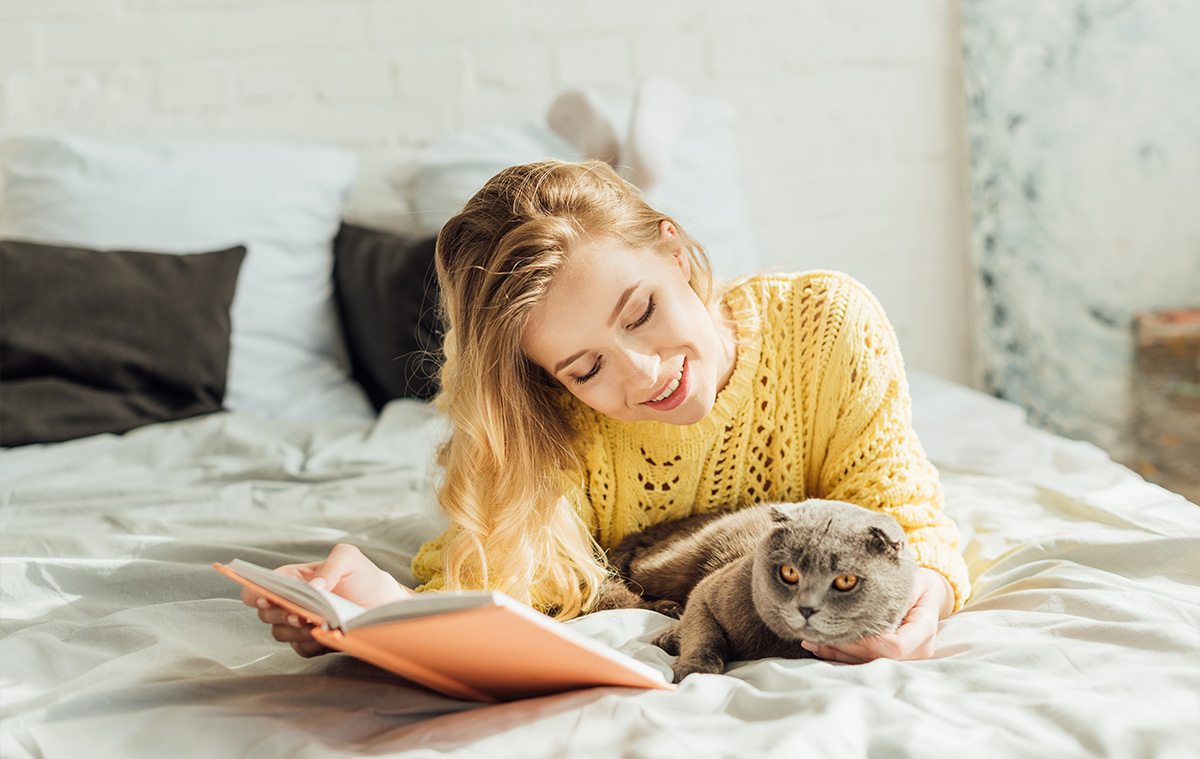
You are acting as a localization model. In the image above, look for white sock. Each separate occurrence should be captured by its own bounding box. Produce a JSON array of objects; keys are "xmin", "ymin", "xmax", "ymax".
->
[
  {"xmin": 621, "ymin": 78, "xmax": 690, "ymax": 191},
  {"xmin": 546, "ymin": 88, "xmax": 620, "ymax": 164}
]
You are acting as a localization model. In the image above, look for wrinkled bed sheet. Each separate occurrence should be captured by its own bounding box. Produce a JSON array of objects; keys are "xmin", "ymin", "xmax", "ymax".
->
[{"xmin": 2, "ymin": 373, "xmax": 1198, "ymax": 759}]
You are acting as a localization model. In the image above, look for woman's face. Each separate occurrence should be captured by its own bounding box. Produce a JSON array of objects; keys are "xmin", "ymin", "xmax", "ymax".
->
[{"xmin": 522, "ymin": 222, "xmax": 737, "ymax": 425}]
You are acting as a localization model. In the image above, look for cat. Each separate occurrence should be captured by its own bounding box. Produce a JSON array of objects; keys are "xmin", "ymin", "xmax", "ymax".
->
[{"xmin": 603, "ymin": 499, "xmax": 915, "ymax": 682}]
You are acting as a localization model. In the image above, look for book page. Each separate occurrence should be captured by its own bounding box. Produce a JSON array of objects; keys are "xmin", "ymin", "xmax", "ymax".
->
[
  {"xmin": 225, "ymin": 559, "xmax": 355, "ymax": 626},
  {"xmin": 346, "ymin": 591, "xmax": 501, "ymax": 630},
  {"xmin": 223, "ymin": 561, "xmax": 502, "ymax": 630}
]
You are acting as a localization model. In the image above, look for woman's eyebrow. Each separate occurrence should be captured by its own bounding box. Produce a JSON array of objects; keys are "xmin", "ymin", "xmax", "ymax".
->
[
  {"xmin": 608, "ymin": 282, "xmax": 642, "ymax": 327},
  {"xmin": 554, "ymin": 350, "xmax": 587, "ymax": 375},
  {"xmin": 552, "ymin": 281, "xmax": 644, "ymax": 374}
]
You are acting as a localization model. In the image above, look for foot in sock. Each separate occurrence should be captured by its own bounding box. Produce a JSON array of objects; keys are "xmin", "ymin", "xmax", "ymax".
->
[
  {"xmin": 546, "ymin": 88, "xmax": 620, "ymax": 165},
  {"xmin": 621, "ymin": 78, "xmax": 690, "ymax": 191}
]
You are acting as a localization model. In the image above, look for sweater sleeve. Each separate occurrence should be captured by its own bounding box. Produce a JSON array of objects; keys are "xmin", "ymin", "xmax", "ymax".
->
[
  {"xmin": 410, "ymin": 529, "xmax": 451, "ymax": 592},
  {"xmin": 814, "ymin": 277, "xmax": 971, "ymax": 611}
]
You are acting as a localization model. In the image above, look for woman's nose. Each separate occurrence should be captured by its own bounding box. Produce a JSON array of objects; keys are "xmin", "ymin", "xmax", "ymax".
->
[{"xmin": 616, "ymin": 347, "xmax": 659, "ymax": 388}]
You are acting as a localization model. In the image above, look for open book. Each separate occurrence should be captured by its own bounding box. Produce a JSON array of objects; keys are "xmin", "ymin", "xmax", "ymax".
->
[{"xmin": 215, "ymin": 559, "xmax": 674, "ymax": 702}]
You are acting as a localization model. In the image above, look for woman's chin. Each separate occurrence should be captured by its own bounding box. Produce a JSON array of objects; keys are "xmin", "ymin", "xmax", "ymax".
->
[{"xmin": 661, "ymin": 391, "xmax": 714, "ymax": 426}]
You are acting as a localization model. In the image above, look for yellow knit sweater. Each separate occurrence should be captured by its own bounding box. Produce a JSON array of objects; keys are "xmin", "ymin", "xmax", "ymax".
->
[{"xmin": 413, "ymin": 271, "xmax": 971, "ymax": 611}]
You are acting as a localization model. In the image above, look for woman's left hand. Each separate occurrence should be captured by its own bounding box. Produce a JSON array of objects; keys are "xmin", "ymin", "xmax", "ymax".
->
[{"xmin": 800, "ymin": 567, "xmax": 954, "ymax": 663}]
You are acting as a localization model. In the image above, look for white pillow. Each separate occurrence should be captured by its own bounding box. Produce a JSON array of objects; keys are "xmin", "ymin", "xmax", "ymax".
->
[
  {"xmin": 410, "ymin": 95, "xmax": 761, "ymax": 281},
  {"xmin": 0, "ymin": 135, "xmax": 372, "ymax": 420}
]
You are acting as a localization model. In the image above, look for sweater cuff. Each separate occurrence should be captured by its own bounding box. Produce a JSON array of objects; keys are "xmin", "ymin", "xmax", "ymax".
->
[
  {"xmin": 910, "ymin": 540, "xmax": 972, "ymax": 612},
  {"xmin": 410, "ymin": 533, "xmax": 448, "ymax": 592},
  {"xmin": 412, "ymin": 576, "xmax": 445, "ymax": 593}
]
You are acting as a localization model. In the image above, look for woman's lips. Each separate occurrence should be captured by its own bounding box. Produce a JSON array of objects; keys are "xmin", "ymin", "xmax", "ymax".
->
[{"xmin": 642, "ymin": 359, "xmax": 690, "ymax": 411}]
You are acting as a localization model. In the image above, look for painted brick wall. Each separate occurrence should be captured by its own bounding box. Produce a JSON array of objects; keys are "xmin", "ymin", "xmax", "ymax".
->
[{"xmin": 0, "ymin": 0, "xmax": 973, "ymax": 384}]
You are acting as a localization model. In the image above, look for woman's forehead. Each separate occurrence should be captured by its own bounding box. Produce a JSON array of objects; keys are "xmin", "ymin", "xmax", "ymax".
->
[{"xmin": 520, "ymin": 239, "xmax": 659, "ymax": 363}]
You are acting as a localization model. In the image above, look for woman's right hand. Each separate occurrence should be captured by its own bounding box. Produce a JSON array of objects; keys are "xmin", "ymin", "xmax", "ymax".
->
[{"xmin": 240, "ymin": 543, "xmax": 413, "ymax": 658}]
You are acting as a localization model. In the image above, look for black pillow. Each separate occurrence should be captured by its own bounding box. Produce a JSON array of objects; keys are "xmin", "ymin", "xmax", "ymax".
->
[
  {"xmin": 332, "ymin": 224, "xmax": 443, "ymax": 410},
  {"xmin": 0, "ymin": 240, "xmax": 245, "ymax": 447}
]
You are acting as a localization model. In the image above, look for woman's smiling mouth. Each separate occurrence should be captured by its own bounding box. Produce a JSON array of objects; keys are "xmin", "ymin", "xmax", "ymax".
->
[
  {"xmin": 649, "ymin": 370, "xmax": 682, "ymax": 403},
  {"xmin": 641, "ymin": 359, "xmax": 690, "ymax": 411}
]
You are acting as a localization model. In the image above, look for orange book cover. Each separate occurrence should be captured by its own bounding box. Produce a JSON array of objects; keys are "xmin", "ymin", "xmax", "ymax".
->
[{"xmin": 215, "ymin": 560, "xmax": 674, "ymax": 702}]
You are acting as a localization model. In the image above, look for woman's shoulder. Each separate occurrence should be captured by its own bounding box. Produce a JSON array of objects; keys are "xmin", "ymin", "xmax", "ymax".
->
[
  {"xmin": 725, "ymin": 269, "xmax": 883, "ymax": 315},
  {"xmin": 735, "ymin": 268, "xmax": 872, "ymax": 292}
]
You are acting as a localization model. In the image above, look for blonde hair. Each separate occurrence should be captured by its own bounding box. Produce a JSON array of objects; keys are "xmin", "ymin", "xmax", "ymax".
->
[{"xmin": 433, "ymin": 160, "xmax": 712, "ymax": 619}]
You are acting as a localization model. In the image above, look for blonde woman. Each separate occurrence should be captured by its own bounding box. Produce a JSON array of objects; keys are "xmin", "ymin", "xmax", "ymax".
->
[{"xmin": 245, "ymin": 160, "xmax": 970, "ymax": 665}]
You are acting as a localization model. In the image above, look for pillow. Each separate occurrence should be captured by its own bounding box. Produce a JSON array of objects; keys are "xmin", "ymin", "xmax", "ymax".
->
[
  {"xmin": 332, "ymin": 224, "xmax": 443, "ymax": 409},
  {"xmin": 409, "ymin": 94, "xmax": 761, "ymax": 281},
  {"xmin": 0, "ymin": 135, "xmax": 372, "ymax": 421},
  {"xmin": 0, "ymin": 239, "xmax": 245, "ymax": 446}
]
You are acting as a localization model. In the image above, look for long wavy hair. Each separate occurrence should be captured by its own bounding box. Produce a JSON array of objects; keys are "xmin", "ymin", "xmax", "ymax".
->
[{"xmin": 432, "ymin": 160, "xmax": 712, "ymax": 619}]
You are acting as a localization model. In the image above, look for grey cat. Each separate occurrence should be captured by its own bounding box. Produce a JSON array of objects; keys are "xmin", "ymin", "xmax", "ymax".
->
[{"xmin": 604, "ymin": 499, "xmax": 915, "ymax": 682}]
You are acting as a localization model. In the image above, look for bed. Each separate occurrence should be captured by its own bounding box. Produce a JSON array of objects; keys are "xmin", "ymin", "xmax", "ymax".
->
[{"xmin": 2, "ymin": 133, "xmax": 1199, "ymax": 759}]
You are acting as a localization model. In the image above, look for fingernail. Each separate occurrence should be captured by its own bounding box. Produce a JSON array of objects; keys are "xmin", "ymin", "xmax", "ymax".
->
[
  {"xmin": 256, "ymin": 598, "xmax": 270, "ymax": 610},
  {"xmin": 801, "ymin": 641, "xmax": 818, "ymax": 653},
  {"xmin": 287, "ymin": 615, "xmax": 301, "ymax": 628},
  {"xmin": 309, "ymin": 577, "xmax": 327, "ymax": 591}
]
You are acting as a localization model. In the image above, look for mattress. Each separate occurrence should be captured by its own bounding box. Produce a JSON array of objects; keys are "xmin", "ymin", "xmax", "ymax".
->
[{"xmin": 2, "ymin": 372, "xmax": 1197, "ymax": 758}]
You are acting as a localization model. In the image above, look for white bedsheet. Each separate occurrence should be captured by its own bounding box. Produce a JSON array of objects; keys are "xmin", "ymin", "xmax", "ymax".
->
[{"xmin": 2, "ymin": 374, "xmax": 1198, "ymax": 759}]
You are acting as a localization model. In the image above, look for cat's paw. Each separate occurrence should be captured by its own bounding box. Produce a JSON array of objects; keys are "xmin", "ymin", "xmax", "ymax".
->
[
  {"xmin": 671, "ymin": 657, "xmax": 724, "ymax": 683},
  {"xmin": 652, "ymin": 627, "xmax": 681, "ymax": 656},
  {"xmin": 651, "ymin": 599, "xmax": 684, "ymax": 618},
  {"xmin": 593, "ymin": 577, "xmax": 649, "ymax": 611}
]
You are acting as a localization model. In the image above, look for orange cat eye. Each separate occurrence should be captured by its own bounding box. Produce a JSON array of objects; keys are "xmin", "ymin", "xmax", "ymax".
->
[
  {"xmin": 780, "ymin": 565, "xmax": 800, "ymax": 584},
  {"xmin": 833, "ymin": 575, "xmax": 858, "ymax": 591}
]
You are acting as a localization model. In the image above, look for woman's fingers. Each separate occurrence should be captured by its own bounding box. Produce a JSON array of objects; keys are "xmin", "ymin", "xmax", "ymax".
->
[
  {"xmin": 802, "ymin": 642, "xmax": 870, "ymax": 664},
  {"xmin": 803, "ymin": 634, "xmax": 902, "ymax": 663},
  {"xmin": 309, "ymin": 543, "xmax": 366, "ymax": 589},
  {"xmin": 269, "ymin": 619, "xmax": 314, "ymax": 643},
  {"xmin": 241, "ymin": 586, "xmax": 267, "ymax": 608},
  {"xmin": 263, "ymin": 612, "xmax": 333, "ymax": 657},
  {"xmin": 291, "ymin": 639, "xmax": 332, "ymax": 658},
  {"xmin": 257, "ymin": 604, "xmax": 302, "ymax": 626},
  {"xmin": 273, "ymin": 622, "xmax": 333, "ymax": 657}
]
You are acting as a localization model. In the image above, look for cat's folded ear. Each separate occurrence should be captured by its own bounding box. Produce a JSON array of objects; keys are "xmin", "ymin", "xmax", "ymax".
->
[
  {"xmin": 865, "ymin": 521, "xmax": 907, "ymax": 556},
  {"xmin": 768, "ymin": 504, "xmax": 795, "ymax": 523}
]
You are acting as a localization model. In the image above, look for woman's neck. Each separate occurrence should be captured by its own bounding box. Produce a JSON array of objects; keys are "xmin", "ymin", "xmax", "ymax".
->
[{"xmin": 712, "ymin": 298, "xmax": 739, "ymax": 394}]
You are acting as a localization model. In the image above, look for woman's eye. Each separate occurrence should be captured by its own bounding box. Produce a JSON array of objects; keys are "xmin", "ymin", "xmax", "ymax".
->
[
  {"xmin": 629, "ymin": 296, "xmax": 656, "ymax": 329},
  {"xmin": 573, "ymin": 358, "xmax": 602, "ymax": 385}
]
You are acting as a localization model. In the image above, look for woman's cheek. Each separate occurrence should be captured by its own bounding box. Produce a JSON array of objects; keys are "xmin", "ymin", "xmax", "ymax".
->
[{"xmin": 572, "ymin": 384, "xmax": 610, "ymax": 415}]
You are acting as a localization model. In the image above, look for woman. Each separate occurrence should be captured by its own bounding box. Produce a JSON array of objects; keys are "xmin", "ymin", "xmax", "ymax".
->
[{"xmin": 247, "ymin": 160, "xmax": 970, "ymax": 665}]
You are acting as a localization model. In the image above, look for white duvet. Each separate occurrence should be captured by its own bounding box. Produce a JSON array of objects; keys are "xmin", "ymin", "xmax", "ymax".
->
[{"xmin": 2, "ymin": 374, "xmax": 1198, "ymax": 759}]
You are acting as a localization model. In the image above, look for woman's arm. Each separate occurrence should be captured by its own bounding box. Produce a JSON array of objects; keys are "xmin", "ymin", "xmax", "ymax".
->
[{"xmin": 806, "ymin": 276, "xmax": 970, "ymax": 660}]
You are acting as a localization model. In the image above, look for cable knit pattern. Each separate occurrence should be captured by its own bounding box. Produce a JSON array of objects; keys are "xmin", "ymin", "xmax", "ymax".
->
[{"xmin": 413, "ymin": 271, "xmax": 971, "ymax": 610}]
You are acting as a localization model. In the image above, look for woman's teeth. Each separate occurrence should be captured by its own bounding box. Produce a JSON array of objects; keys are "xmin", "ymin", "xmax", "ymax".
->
[{"xmin": 650, "ymin": 370, "xmax": 683, "ymax": 403}]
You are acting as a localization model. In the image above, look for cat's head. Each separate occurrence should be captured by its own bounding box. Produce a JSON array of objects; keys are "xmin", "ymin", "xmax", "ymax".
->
[{"xmin": 749, "ymin": 499, "xmax": 915, "ymax": 645}]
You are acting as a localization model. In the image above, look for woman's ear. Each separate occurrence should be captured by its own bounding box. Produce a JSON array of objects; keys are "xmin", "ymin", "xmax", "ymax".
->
[{"xmin": 659, "ymin": 220, "xmax": 690, "ymax": 278}]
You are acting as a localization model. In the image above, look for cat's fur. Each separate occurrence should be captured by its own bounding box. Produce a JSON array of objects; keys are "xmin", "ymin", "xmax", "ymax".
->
[{"xmin": 604, "ymin": 499, "xmax": 915, "ymax": 682}]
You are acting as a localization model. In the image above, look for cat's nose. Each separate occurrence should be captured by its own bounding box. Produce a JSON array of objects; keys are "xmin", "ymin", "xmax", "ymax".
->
[{"xmin": 798, "ymin": 607, "xmax": 818, "ymax": 619}]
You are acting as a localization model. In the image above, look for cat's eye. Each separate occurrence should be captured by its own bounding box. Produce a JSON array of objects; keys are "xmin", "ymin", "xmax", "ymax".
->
[
  {"xmin": 779, "ymin": 565, "xmax": 799, "ymax": 584},
  {"xmin": 832, "ymin": 575, "xmax": 858, "ymax": 592}
]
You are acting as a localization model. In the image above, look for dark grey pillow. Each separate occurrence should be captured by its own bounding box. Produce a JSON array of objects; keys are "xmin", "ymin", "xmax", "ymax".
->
[
  {"xmin": 332, "ymin": 224, "xmax": 443, "ymax": 410},
  {"xmin": 0, "ymin": 239, "xmax": 246, "ymax": 446}
]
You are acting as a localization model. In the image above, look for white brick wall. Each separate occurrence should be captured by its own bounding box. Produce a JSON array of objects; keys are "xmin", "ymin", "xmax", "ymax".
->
[{"xmin": 0, "ymin": 0, "xmax": 974, "ymax": 385}]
